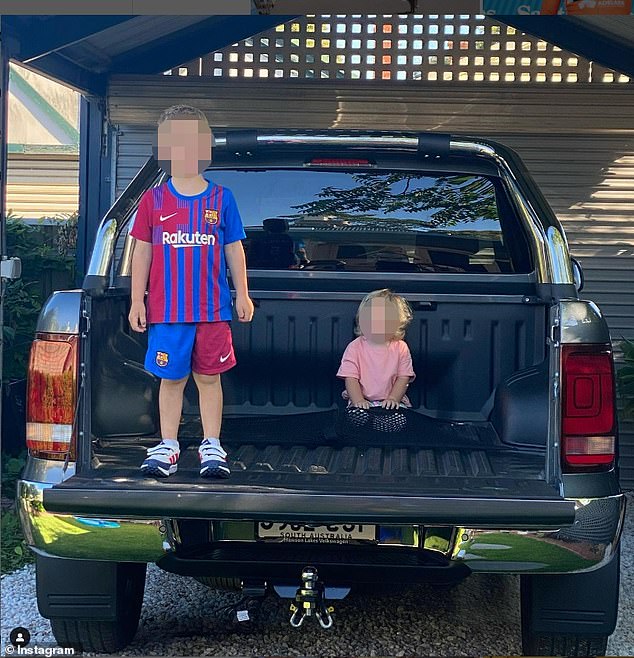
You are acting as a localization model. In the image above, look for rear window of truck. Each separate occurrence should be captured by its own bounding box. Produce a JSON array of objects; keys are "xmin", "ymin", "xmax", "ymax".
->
[{"xmin": 205, "ymin": 168, "xmax": 532, "ymax": 274}]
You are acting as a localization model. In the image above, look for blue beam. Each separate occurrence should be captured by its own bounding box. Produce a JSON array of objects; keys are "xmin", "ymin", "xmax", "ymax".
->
[
  {"xmin": 15, "ymin": 51, "xmax": 107, "ymax": 96},
  {"xmin": 500, "ymin": 16, "xmax": 634, "ymax": 78},
  {"xmin": 3, "ymin": 17, "xmax": 107, "ymax": 95},
  {"xmin": 110, "ymin": 15, "xmax": 293, "ymax": 74},
  {"xmin": 5, "ymin": 15, "xmax": 292, "ymax": 95},
  {"xmin": 1, "ymin": 21, "xmax": 11, "ymax": 256},
  {"xmin": 15, "ymin": 16, "xmax": 134, "ymax": 63},
  {"xmin": 76, "ymin": 95, "xmax": 112, "ymax": 280}
]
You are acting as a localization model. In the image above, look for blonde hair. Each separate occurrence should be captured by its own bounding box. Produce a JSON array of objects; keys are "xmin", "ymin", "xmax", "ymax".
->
[
  {"xmin": 158, "ymin": 104, "xmax": 210, "ymax": 129},
  {"xmin": 354, "ymin": 289, "xmax": 413, "ymax": 341}
]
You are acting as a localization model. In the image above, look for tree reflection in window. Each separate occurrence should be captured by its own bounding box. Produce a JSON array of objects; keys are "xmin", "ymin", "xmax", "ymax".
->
[{"xmin": 290, "ymin": 173, "xmax": 498, "ymax": 232}]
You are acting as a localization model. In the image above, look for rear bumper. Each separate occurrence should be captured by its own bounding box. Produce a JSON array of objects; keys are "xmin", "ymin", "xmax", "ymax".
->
[
  {"xmin": 452, "ymin": 494, "xmax": 625, "ymax": 574},
  {"xmin": 17, "ymin": 479, "xmax": 168, "ymax": 563},
  {"xmin": 18, "ymin": 474, "xmax": 626, "ymax": 575}
]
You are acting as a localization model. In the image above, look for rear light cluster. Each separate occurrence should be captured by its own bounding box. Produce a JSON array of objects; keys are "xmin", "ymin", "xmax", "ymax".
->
[
  {"xmin": 308, "ymin": 158, "xmax": 372, "ymax": 166},
  {"xmin": 27, "ymin": 333, "xmax": 78, "ymax": 460},
  {"xmin": 561, "ymin": 343, "xmax": 616, "ymax": 471}
]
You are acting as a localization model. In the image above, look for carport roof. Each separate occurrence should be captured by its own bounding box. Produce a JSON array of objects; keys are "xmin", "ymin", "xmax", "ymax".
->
[
  {"xmin": 2, "ymin": 15, "xmax": 293, "ymax": 95},
  {"xmin": 3, "ymin": 14, "xmax": 633, "ymax": 95},
  {"xmin": 500, "ymin": 15, "xmax": 634, "ymax": 78}
]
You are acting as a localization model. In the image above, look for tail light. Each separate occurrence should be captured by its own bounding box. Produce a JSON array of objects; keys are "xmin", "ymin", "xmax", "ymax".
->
[
  {"xmin": 26, "ymin": 333, "xmax": 79, "ymax": 460},
  {"xmin": 308, "ymin": 158, "xmax": 373, "ymax": 166},
  {"xmin": 561, "ymin": 343, "xmax": 616, "ymax": 471}
]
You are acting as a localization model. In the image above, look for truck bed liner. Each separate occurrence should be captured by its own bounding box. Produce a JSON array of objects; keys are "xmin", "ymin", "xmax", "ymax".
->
[
  {"xmin": 54, "ymin": 412, "xmax": 556, "ymax": 497},
  {"xmin": 92, "ymin": 410, "xmax": 546, "ymax": 495}
]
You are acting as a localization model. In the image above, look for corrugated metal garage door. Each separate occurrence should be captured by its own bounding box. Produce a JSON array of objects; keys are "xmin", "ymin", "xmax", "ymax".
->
[
  {"xmin": 7, "ymin": 153, "xmax": 79, "ymax": 219},
  {"xmin": 108, "ymin": 77, "xmax": 634, "ymax": 487}
]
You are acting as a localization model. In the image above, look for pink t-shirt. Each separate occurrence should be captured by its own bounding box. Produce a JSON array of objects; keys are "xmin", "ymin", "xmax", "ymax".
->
[{"xmin": 336, "ymin": 336, "xmax": 416, "ymax": 406}]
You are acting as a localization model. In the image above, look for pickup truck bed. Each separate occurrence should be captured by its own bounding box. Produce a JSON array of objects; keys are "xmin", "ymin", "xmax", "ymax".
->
[
  {"xmin": 51, "ymin": 285, "xmax": 561, "ymax": 522},
  {"xmin": 92, "ymin": 411, "xmax": 547, "ymax": 496}
]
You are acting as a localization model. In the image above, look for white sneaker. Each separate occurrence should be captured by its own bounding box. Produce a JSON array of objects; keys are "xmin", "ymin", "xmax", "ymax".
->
[
  {"xmin": 140, "ymin": 441, "xmax": 180, "ymax": 477},
  {"xmin": 199, "ymin": 439, "xmax": 230, "ymax": 478}
]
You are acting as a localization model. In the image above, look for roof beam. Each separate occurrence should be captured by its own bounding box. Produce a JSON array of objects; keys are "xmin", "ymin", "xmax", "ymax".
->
[
  {"xmin": 14, "ymin": 16, "xmax": 133, "ymax": 64},
  {"xmin": 3, "ymin": 15, "xmax": 290, "ymax": 95},
  {"xmin": 109, "ymin": 15, "xmax": 291, "ymax": 74},
  {"xmin": 500, "ymin": 16, "xmax": 634, "ymax": 78},
  {"xmin": 14, "ymin": 51, "xmax": 107, "ymax": 96}
]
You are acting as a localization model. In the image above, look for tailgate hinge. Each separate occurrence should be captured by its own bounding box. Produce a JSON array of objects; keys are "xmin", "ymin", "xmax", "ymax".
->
[{"xmin": 550, "ymin": 318, "xmax": 560, "ymax": 346}]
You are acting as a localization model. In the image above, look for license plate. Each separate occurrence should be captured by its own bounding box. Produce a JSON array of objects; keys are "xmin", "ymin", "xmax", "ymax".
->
[{"xmin": 257, "ymin": 523, "xmax": 376, "ymax": 543}]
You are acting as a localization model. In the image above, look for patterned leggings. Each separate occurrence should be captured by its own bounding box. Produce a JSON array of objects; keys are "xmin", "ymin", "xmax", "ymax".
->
[{"xmin": 345, "ymin": 402, "xmax": 408, "ymax": 432}]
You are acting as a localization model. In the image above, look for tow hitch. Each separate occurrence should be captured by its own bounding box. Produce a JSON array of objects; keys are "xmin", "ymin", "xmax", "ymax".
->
[{"xmin": 289, "ymin": 567, "xmax": 334, "ymax": 629}]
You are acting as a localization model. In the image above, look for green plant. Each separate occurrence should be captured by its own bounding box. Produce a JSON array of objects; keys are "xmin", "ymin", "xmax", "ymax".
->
[
  {"xmin": 2, "ymin": 279, "xmax": 43, "ymax": 380},
  {"xmin": 2, "ymin": 212, "xmax": 77, "ymax": 382},
  {"xmin": 1, "ymin": 449, "xmax": 28, "ymax": 499},
  {"xmin": 55, "ymin": 211, "xmax": 79, "ymax": 255},
  {"xmin": 1, "ymin": 450, "xmax": 33, "ymax": 574},
  {"xmin": 1, "ymin": 509, "xmax": 35, "ymax": 573},
  {"xmin": 617, "ymin": 338, "xmax": 634, "ymax": 419}
]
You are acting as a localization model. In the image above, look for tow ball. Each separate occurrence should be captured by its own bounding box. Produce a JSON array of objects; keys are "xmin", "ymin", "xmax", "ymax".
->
[{"xmin": 289, "ymin": 567, "xmax": 334, "ymax": 629}]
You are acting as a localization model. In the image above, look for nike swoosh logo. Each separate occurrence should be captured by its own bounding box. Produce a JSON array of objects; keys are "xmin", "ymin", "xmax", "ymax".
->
[
  {"xmin": 159, "ymin": 212, "xmax": 178, "ymax": 222},
  {"xmin": 219, "ymin": 352, "xmax": 232, "ymax": 363}
]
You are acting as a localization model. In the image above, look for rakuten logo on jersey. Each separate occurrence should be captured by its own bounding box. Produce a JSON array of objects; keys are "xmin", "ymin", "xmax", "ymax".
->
[{"xmin": 162, "ymin": 230, "xmax": 216, "ymax": 248}]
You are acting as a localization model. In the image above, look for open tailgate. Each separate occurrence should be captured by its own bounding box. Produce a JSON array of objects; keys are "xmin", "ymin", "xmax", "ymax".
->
[{"xmin": 43, "ymin": 473, "xmax": 575, "ymax": 529}]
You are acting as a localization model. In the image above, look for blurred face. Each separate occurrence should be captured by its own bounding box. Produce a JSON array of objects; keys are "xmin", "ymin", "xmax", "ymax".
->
[
  {"xmin": 358, "ymin": 297, "xmax": 400, "ymax": 343},
  {"xmin": 155, "ymin": 118, "xmax": 212, "ymax": 178}
]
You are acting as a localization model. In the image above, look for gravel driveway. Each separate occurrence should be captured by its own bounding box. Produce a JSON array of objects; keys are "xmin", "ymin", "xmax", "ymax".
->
[{"xmin": 2, "ymin": 495, "xmax": 632, "ymax": 657}]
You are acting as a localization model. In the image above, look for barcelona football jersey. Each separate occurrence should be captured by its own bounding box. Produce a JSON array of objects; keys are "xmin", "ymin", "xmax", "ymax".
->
[{"xmin": 130, "ymin": 178, "xmax": 246, "ymax": 324}]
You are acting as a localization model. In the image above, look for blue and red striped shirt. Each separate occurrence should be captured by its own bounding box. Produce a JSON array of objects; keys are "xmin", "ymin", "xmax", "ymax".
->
[{"xmin": 130, "ymin": 178, "xmax": 246, "ymax": 324}]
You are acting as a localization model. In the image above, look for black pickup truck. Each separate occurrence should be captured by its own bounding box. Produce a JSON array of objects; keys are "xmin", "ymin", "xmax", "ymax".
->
[{"xmin": 18, "ymin": 131, "xmax": 625, "ymax": 655}]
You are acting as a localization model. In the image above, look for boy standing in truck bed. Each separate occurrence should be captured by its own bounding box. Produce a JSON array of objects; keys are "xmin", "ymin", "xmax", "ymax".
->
[{"xmin": 129, "ymin": 104, "xmax": 254, "ymax": 478}]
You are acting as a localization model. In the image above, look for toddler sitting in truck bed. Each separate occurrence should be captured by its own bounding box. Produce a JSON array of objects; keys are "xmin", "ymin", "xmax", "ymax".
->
[{"xmin": 337, "ymin": 288, "xmax": 416, "ymax": 432}]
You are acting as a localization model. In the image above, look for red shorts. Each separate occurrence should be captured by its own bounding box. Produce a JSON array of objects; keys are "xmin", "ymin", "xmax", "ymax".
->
[{"xmin": 145, "ymin": 321, "xmax": 236, "ymax": 379}]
